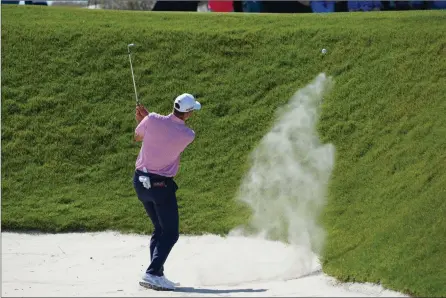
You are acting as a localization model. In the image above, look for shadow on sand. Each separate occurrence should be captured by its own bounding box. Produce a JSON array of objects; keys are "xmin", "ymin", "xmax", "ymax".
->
[{"xmin": 174, "ymin": 287, "xmax": 267, "ymax": 294}]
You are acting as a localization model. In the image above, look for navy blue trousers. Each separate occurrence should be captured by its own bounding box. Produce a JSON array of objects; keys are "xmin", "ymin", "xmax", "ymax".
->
[{"xmin": 133, "ymin": 170, "xmax": 179, "ymax": 277}]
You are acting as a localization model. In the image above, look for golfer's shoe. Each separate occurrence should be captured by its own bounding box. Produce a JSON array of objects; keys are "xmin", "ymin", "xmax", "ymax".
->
[
  {"xmin": 161, "ymin": 275, "xmax": 180, "ymax": 288},
  {"xmin": 140, "ymin": 273, "xmax": 174, "ymax": 291}
]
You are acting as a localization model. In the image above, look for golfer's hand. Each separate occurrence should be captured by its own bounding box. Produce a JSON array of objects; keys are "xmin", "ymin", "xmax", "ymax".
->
[{"xmin": 135, "ymin": 104, "xmax": 148, "ymax": 123}]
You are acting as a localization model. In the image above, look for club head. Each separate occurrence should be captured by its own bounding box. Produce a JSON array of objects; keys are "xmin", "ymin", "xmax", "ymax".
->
[{"xmin": 127, "ymin": 43, "xmax": 135, "ymax": 54}]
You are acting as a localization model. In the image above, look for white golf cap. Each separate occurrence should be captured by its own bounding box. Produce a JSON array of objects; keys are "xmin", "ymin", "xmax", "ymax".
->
[{"xmin": 174, "ymin": 93, "xmax": 201, "ymax": 113}]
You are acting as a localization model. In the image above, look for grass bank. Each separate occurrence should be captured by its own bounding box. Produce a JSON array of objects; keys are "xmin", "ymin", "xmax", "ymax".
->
[{"xmin": 1, "ymin": 5, "xmax": 445, "ymax": 297}]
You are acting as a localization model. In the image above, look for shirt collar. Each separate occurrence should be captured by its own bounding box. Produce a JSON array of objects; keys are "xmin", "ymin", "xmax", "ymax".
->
[{"xmin": 168, "ymin": 113, "xmax": 185, "ymax": 124}]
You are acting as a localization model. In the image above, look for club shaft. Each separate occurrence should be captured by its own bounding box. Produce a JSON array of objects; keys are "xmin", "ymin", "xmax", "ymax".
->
[{"xmin": 128, "ymin": 50, "xmax": 139, "ymax": 105}]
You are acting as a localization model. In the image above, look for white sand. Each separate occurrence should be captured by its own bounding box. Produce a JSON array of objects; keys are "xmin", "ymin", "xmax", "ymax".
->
[{"xmin": 2, "ymin": 231, "xmax": 408, "ymax": 297}]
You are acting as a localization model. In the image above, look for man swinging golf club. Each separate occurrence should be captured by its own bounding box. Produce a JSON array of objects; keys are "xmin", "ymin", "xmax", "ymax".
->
[{"xmin": 133, "ymin": 93, "xmax": 201, "ymax": 291}]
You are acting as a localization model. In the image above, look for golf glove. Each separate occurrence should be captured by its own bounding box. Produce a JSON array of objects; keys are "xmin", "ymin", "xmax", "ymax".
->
[
  {"xmin": 139, "ymin": 167, "xmax": 151, "ymax": 189},
  {"xmin": 139, "ymin": 176, "xmax": 151, "ymax": 189}
]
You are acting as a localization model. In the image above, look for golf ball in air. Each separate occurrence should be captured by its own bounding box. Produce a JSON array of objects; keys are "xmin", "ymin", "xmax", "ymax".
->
[{"xmin": 322, "ymin": 48, "xmax": 327, "ymax": 54}]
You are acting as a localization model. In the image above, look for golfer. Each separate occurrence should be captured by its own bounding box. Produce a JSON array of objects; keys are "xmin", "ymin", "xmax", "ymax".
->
[{"xmin": 133, "ymin": 93, "xmax": 201, "ymax": 290}]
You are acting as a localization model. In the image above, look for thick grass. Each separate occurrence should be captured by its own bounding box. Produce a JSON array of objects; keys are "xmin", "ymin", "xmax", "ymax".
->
[{"xmin": 2, "ymin": 5, "xmax": 446, "ymax": 297}]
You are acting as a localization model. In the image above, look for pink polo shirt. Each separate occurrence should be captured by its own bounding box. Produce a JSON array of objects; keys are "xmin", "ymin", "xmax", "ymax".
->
[{"xmin": 135, "ymin": 112, "xmax": 195, "ymax": 177}]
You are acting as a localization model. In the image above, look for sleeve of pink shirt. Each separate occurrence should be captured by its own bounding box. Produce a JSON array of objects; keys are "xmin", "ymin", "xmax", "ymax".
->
[
  {"xmin": 135, "ymin": 113, "xmax": 152, "ymax": 137},
  {"xmin": 189, "ymin": 130, "xmax": 196, "ymax": 142},
  {"xmin": 186, "ymin": 130, "xmax": 196, "ymax": 145},
  {"xmin": 179, "ymin": 129, "xmax": 196, "ymax": 152}
]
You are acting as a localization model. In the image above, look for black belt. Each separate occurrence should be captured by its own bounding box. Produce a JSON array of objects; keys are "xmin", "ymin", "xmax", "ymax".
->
[{"xmin": 136, "ymin": 170, "xmax": 173, "ymax": 181}]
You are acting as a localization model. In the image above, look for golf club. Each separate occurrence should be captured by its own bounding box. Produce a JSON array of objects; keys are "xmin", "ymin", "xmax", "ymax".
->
[{"xmin": 127, "ymin": 43, "xmax": 140, "ymax": 106}]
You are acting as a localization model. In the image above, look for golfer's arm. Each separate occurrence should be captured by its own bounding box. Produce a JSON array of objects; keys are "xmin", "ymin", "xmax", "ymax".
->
[
  {"xmin": 135, "ymin": 133, "xmax": 143, "ymax": 142},
  {"xmin": 134, "ymin": 119, "xmax": 144, "ymax": 142},
  {"xmin": 135, "ymin": 113, "xmax": 149, "ymax": 142}
]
